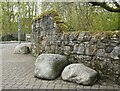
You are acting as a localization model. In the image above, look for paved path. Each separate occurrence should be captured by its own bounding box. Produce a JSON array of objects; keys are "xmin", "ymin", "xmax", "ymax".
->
[{"xmin": 1, "ymin": 43, "xmax": 120, "ymax": 90}]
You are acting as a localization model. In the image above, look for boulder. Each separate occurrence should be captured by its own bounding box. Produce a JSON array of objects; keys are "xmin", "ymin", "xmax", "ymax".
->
[
  {"xmin": 61, "ymin": 63, "xmax": 98, "ymax": 85},
  {"xmin": 14, "ymin": 44, "xmax": 30, "ymax": 54},
  {"xmin": 34, "ymin": 54, "xmax": 68, "ymax": 80}
]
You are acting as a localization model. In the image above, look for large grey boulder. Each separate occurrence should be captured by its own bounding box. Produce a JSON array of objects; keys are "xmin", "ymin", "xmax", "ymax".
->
[
  {"xmin": 61, "ymin": 63, "xmax": 98, "ymax": 85},
  {"xmin": 14, "ymin": 44, "xmax": 30, "ymax": 54},
  {"xmin": 34, "ymin": 54, "xmax": 68, "ymax": 80}
]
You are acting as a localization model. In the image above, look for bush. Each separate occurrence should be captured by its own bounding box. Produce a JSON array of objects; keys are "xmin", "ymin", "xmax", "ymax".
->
[{"xmin": 1, "ymin": 34, "xmax": 26, "ymax": 41}]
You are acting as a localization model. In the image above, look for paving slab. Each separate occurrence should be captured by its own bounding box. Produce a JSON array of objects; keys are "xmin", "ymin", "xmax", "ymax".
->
[{"xmin": 1, "ymin": 43, "xmax": 120, "ymax": 91}]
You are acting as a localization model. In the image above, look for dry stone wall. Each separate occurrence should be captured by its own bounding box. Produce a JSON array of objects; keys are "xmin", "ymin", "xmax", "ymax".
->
[{"xmin": 31, "ymin": 10, "xmax": 120, "ymax": 85}]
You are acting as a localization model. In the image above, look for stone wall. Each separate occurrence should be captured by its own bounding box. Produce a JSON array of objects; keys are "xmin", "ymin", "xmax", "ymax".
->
[{"xmin": 31, "ymin": 10, "xmax": 120, "ymax": 85}]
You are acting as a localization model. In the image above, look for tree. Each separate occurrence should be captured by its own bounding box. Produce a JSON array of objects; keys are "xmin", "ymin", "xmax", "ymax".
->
[
  {"xmin": 40, "ymin": 2, "xmax": 119, "ymax": 31},
  {"xmin": 1, "ymin": 2, "xmax": 38, "ymax": 35}
]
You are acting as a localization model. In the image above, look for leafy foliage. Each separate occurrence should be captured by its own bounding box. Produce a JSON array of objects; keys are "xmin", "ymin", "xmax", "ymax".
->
[
  {"xmin": 41, "ymin": 2, "xmax": 119, "ymax": 31},
  {"xmin": 1, "ymin": 2, "xmax": 119, "ymax": 35}
]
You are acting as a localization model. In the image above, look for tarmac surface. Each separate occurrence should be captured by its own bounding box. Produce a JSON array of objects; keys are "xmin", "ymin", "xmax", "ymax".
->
[{"xmin": 1, "ymin": 42, "xmax": 120, "ymax": 91}]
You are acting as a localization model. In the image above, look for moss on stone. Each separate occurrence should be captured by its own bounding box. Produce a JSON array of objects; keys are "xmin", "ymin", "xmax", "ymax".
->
[
  {"xmin": 55, "ymin": 20, "xmax": 64, "ymax": 23},
  {"xmin": 82, "ymin": 31, "xmax": 120, "ymax": 39},
  {"xmin": 32, "ymin": 9, "xmax": 68, "ymax": 31},
  {"xmin": 53, "ymin": 16, "xmax": 62, "ymax": 21},
  {"xmin": 53, "ymin": 16, "xmax": 64, "ymax": 23},
  {"xmin": 50, "ymin": 11, "xmax": 59, "ymax": 17},
  {"xmin": 33, "ymin": 9, "xmax": 68, "ymax": 31},
  {"xmin": 32, "ymin": 9, "xmax": 59, "ymax": 21},
  {"xmin": 56, "ymin": 23, "xmax": 68, "ymax": 32}
]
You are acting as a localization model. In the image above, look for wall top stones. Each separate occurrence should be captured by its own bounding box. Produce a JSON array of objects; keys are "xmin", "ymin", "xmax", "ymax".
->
[{"xmin": 32, "ymin": 10, "xmax": 59, "ymax": 21}]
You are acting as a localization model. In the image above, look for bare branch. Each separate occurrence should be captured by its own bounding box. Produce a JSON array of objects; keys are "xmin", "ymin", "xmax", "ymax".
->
[
  {"xmin": 89, "ymin": 2, "xmax": 120, "ymax": 12},
  {"xmin": 112, "ymin": 0, "xmax": 120, "ymax": 8}
]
